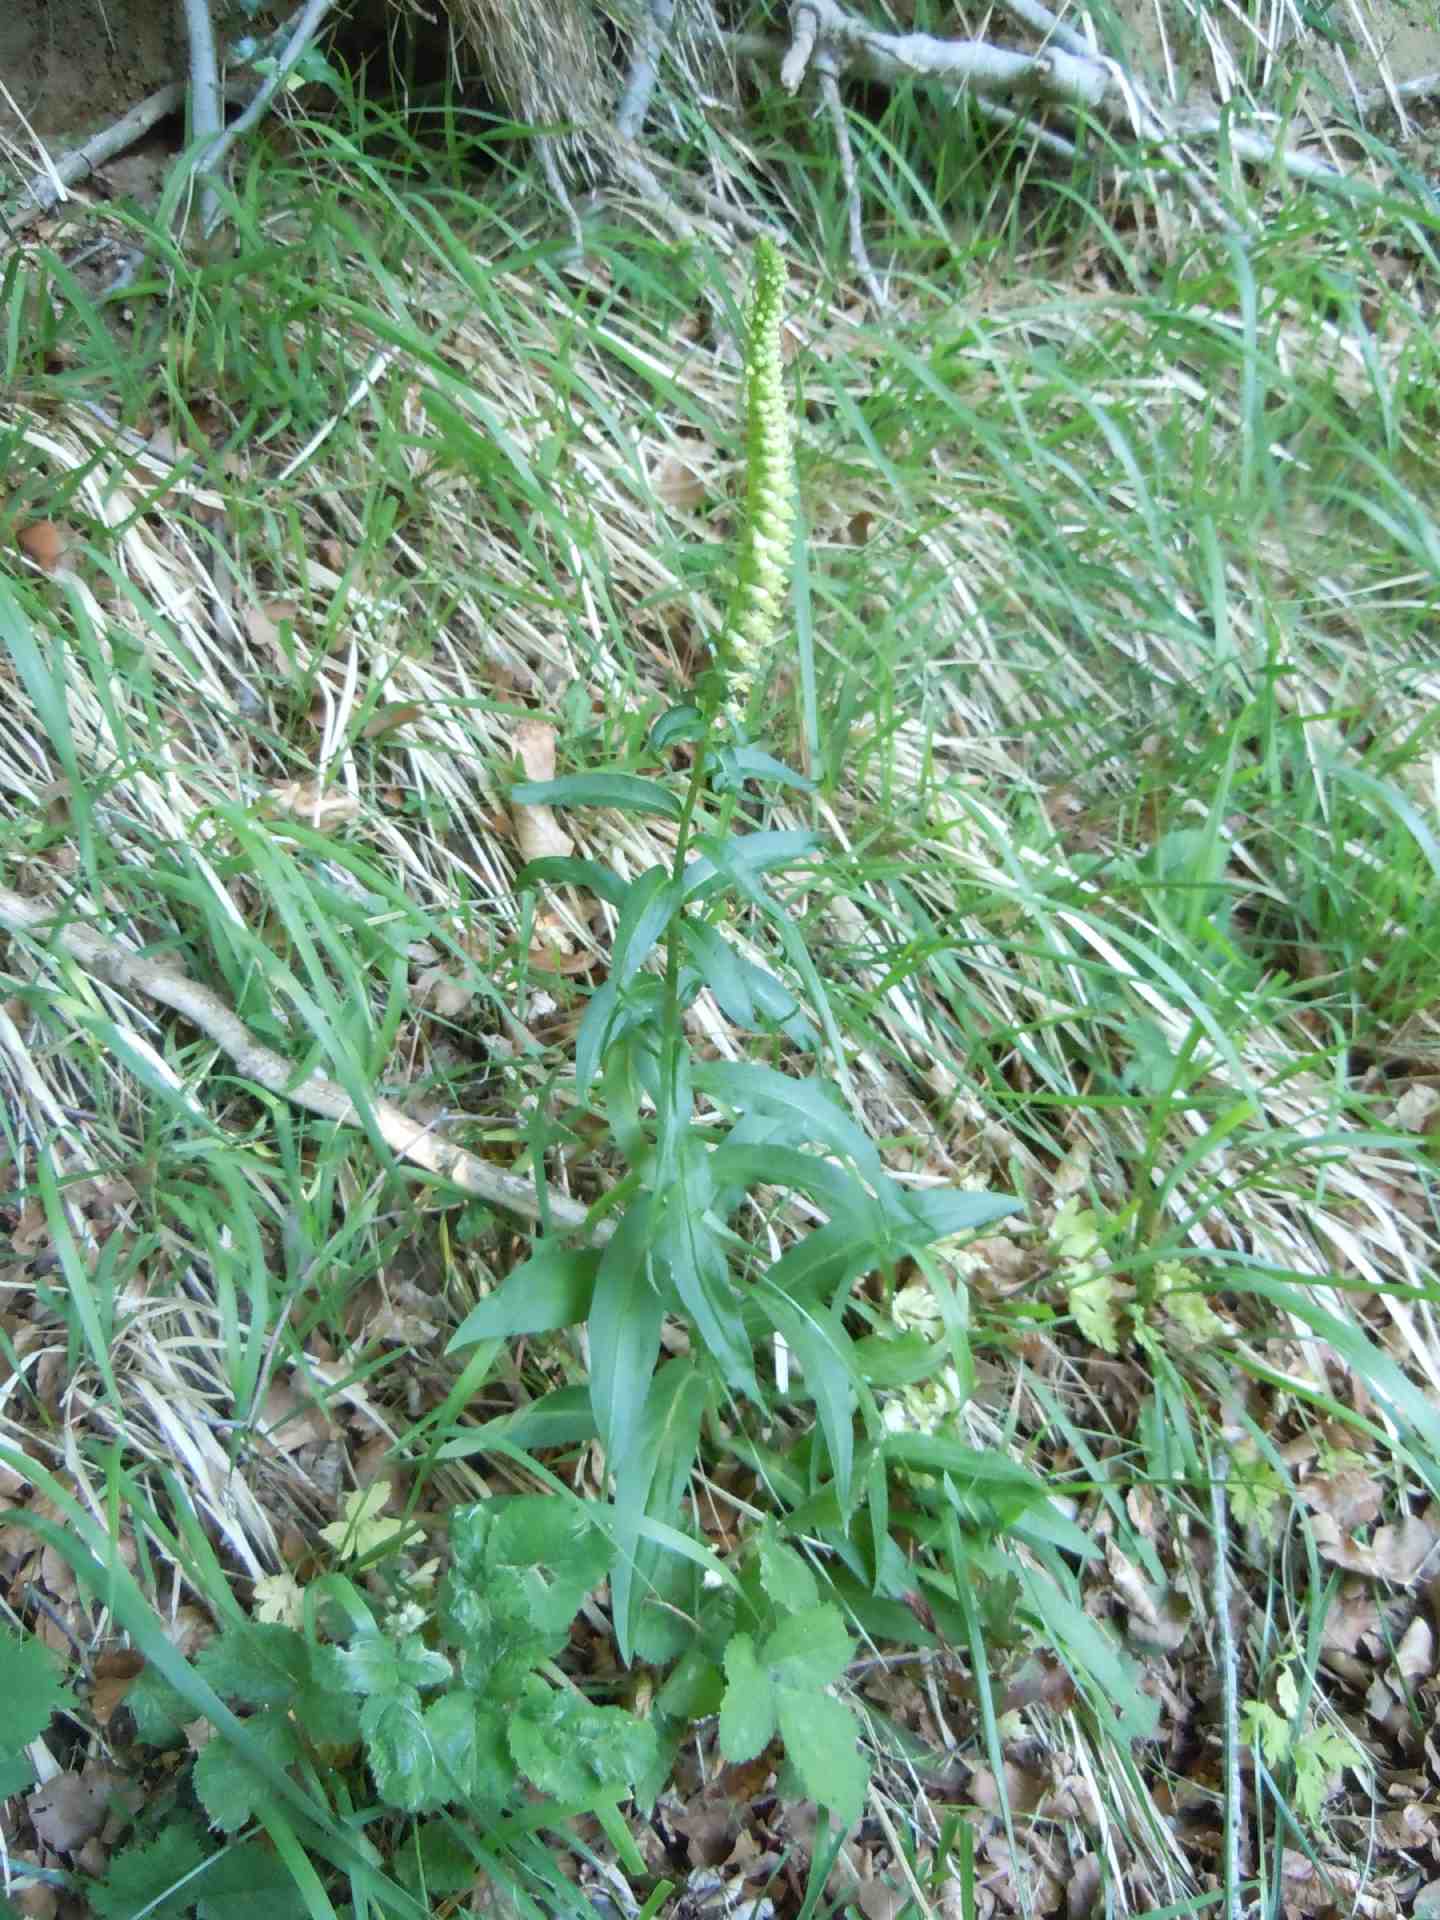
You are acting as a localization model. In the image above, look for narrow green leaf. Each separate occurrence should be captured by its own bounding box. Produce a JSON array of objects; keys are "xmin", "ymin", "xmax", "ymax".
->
[
  {"xmin": 510, "ymin": 773, "xmax": 683, "ymax": 819},
  {"xmin": 696, "ymin": 1062, "xmax": 883, "ymax": 1177},
  {"xmin": 447, "ymin": 1246, "xmax": 600, "ymax": 1350},
  {"xmin": 756, "ymin": 1284, "xmax": 858, "ymax": 1506},
  {"xmin": 436, "ymin": 1385, "xmax": 596, "ymax": 1457},
  {"xmin": 516, "ymin": 856, "xmax": 629, "ymax": 907},
  {"xmin": 685, "ymin": 831, "xmax": 821, "ymax": 898},
  {"xmin": 611, "ymin": 865, "xmax": 684, "ymax": 988},
  {"xmin": 712, "ymin": 745, "xmax": 816, "ymax": 794},
  {"xmin": 588, "ymin": 1200, "xmax": 664, "ymax": 1661},
  {"xmin": 889, "ymin": 1188, "xmax": 1023, "ymax": 1243}
]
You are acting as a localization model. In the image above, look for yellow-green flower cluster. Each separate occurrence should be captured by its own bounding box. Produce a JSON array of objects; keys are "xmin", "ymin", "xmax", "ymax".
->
[{"xmin": 723, "ymin": 235, "xmax": 794, "ymax": 714}]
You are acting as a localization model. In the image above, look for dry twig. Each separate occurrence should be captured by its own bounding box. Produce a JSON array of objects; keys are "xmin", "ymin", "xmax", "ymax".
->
[{"xmin": 0, "ymin": 887, "xmax": 600, "ymax": 1240}]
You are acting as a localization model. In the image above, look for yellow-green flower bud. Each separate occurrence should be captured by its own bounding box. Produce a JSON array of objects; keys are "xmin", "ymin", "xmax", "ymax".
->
[{"xmin": 721, "ymin": 236, "xmax": 795, "ymax": 716}]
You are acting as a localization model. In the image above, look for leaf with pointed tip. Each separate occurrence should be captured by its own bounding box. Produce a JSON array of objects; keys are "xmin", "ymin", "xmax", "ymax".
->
[
  {"xmin": 448, "ymin": 1245, "xmax": 600, "ymax": 1350},
  {"xmin": 718, "ymin": 1634, "xmax": 775, "ymax": 1763},
  {"xmin": 510, "ymin": 773, "xmax": 682, "ymax": 819}
]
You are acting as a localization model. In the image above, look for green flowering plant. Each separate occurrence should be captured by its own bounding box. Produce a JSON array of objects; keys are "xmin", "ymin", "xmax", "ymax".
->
[
  {"xmin": 719, "ymin": 233, "xmax": 795, "ymax": 721},
  {"xmin": 464, "ymin": 236, "xmax": 1023, "ymax": 1828}
]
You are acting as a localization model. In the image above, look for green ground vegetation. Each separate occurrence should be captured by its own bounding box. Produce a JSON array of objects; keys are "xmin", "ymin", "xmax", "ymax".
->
[{"xmin": 0, "ymin": 47, "xmax": 1438, "ymax": 1920}]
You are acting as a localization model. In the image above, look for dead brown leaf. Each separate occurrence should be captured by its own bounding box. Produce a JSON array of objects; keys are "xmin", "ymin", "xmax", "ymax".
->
[
  {"xmin": 264, "ymin": 781, "xmax": 362, "ymax": 828},
  {"xmin": 1395, "ymin": 1611, "xmax": 1435, "ymax": 1684},
  {"xmin": 245, "ymin": 598, "xmax": 299, "ymax": 656},
  {"xmin": 26, "ymin": 1766, "xmax": 127, "ymax": 1854},
  {"xmin": 1301, "ymin": 1467, "xmax": 1384, "ymax": 1532},
  {"xmin": 16, "ymin": 522, "xmax": 69, "ymax": 572},
  {"xmin": 255, "ymin": 1381, "xmax": 332, "ymax": 1454},
  {"xmin": 655, "ymin": 455, "xmax": 708, "ymax": 514},
  {"xmin": 856, "ymin": 1872, "xmax": 906, "ymax": 1920},
  {"xmin": 413, "ymin": 965, "xmax": 476, "ymax": 1017},
  {"xmin": 360, "ymin": 702, "xmax": 424, "ymax": 740},
  {"xmin": 1066, "ymin": 1855, "xmax": 1103, "ymax": 1920},
  {"xmin": 510, "ymin": 719, "xmax": 573, "ymax": 862},
  {"xmin": 1105, "ymin": 1541, "xmax": 1191, "ymax": 1653},
  {"xmin": 1320, "ymin": 1579, "xmax": 1380, "ymax": 1656},
  {"xmin": 968, "ymin": 1762, "xmax": 1048, "ymax": 1815},
  {"xmin": 90, "ymin": 1650, "xmax": 144, "ymax": 1727}
]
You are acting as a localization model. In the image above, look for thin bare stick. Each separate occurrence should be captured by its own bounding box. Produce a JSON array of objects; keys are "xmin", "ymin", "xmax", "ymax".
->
[
  {"xmin": 782, "ymin": 5, "xmax": 821, "ymax": 92},
  {"xmin": 181, "ymin": 0, "xmax": 224, "ymax": 230},
  {"xmin": 818, "ymin": 64, "xmax": 883, "ymax": 304},
  {"xmin": 1, "ymin": 81, "xmax": 186, "ymax": 241},
  {"xmin": 192, "ymin": 0, "xmax": 337, "ymax": 230},
  {"xmin": 0, "ymin": 887, "xmax": 601, "ymax": 1240},
  {"xmin": 788, "ymin": 0, "xmax": 1110, "ymax": 107},
  {"xmin": 616, "ymin": 0, "xmax": 678, "ymax": 140},
  {"xmin": 1210, "ymin": 1444, "xmax": 1245, "ymax": 1920}
]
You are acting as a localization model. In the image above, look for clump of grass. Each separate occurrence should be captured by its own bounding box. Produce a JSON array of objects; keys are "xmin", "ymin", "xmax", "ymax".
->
[{"xmin": 0, "ymin": 55, "xmax": 1438, "ymax": 1920}]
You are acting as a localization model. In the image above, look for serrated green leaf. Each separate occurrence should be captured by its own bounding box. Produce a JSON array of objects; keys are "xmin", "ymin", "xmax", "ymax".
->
[
  {"xmin": 339, "ymin": 1623, "xmax": 451, "ymax": 1696},
  {"xmin": 319, "ymin": 1480, "xmax": 422, "ymax": 1560},
  {"xmin": 1067, "ymin": 1267, "xmax": 1121, "ymax": 1353},
  {"xmin": 657, "ymin": 1646, "xmax": 725, "ymax": 1722},
  {"xmin": 87, "ymin": 1822, "xmax": 211, "ymax": 1920},
  {"xmin": 0, "ymin": 1629, "xmax": 71, "ymax": 1747},
  {"xmin": 195, "ymin": 1708, "xmax": 299, "ymax": 1831},
  {"xmin": 776, "ymin": 1689, "xmax": 869, "ymax": 1826},
  {"xmin": 448, "ymin": 1246, "xmax": 601, "ymax": 1350},
  {"xmin": 424, "ymin": 1691, "xmax": 515, "ymax": 1807},
  {"xmin": 718, "ymin": 1634, "xmax": 776, "ymax": 1763},
  {"xmin": 763, "ymin": 1604, "xmax": 853, "ymax": 1690},
  {"xmin": 398, "ymin": 1821, "xmax": 482, "ymax": 1898},
  {"xmin": 124, "ymin": 1666, "xmax": 195, "ymax": 1746},
  {"xmin": 510, "ymin": 773, "xmax": 683, "ymax": 819},
  {"xmin": 445, "ymin": 1495, "xmax": 612, "ymax": 1678},
  {"xmin": 362, "ymin": 1686, "xmax": 440, "ymax": 1812},
  {"xmin": 441, "ymin": 1581, "xmax": 546, "ymax": 1698},
  {"xmin": 195, "ymin": 1622, "xmax": 310, "ymax": 1708},
  {"xmin": 488, "ymin": 1496, "xmax": 614, "ymax": 1601},
  {"xmin": 194, "ymin": 1841, "xmax": 311, "ymax": 1919},
  {"xmin": 853, "ymin": 1331, "xmax": 953, "ymax": 1389},
  {"xmin": 508, "ymin": 1676, "xmax": 658, "ymax": 1803},
  {"xmin": 758, "ymin": 1532, "xmax": 819, "ymax": 1615},
  {"xmin": 293, "ymin": 1644, "xmax": 362, "ymax": 1749}
]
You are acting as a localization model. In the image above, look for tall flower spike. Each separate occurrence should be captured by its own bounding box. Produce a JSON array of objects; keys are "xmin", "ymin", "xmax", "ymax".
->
[{"xmin": 722, "ymin": 236, "xmax": 795, "ymax": 717}]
